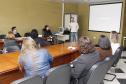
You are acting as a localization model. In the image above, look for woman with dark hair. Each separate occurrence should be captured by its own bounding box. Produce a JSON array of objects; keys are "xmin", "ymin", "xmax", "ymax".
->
[
  {"xmin": 11, "ymin": 26, "xmax": 21, "ymax": 37},
  {"xmin": 96, "ymin": 35, "xmax": 112, "ymax": 60},
  {"xmin": 70, "ymin": 36, "xmax": 100, "ymax": 84},
  {"xmin": 42, "ymin": 25, "xmax": 52, "ymax": 37}
]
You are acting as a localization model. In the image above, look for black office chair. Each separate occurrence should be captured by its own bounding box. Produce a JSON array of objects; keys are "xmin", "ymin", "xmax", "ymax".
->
[
  {"xmin": 11, "ymin": 75, "xmax": 44, "ymax": 84},
  {"xmin": 112, "ymin": 47, "xmax": 123, "ymax": 67},
  {"xmin": 104, "ymin": 47, "xmax": 123, "ymax": 81},
  {"xmin": 34, "ymin": 37, "xmax": 50, "ymax": 47},
  {"xmin": 77, "ymin": 57, "xmax": 111, "ymax": 84},
  {"xmin": 0, "ymin": 34, "xmax": 6, "ymax": 39},
  {"xmin": 3, "ymin": 39, "xmax": 20, "ymax": 53},
  {"xmin": 45, "ymin": 64, "xmax": 71, "ymax": 84}
]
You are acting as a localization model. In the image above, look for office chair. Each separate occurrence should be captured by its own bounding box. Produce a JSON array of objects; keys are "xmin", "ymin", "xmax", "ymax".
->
[
  {"xmin": 78, "ymin": 57, "xmax": 111, "ymax": 84},
  {"xmin": 104, "ymin": 47, "xmax": 123, "ymax": 81},
  {"xmin": 34, "ymin": 37, "xmax": 50, "ymax": 47},
  {"xmin": 0, "ymin": 34, "xmax": 6, "ymax": 39},
  {"xmin": 11, "ymin": 75, "xmax": 44, "ymax": 84},
  {"xmin": 3, "ymin": 39, "xmax": 20, "ymax": 53},
  {"xmin": 112, "ymin": 47, "xmax": 123, "ymax": 67},
  {"xmin": 45, "ymin": 64, "xmax": 71, "ymax": 84}
]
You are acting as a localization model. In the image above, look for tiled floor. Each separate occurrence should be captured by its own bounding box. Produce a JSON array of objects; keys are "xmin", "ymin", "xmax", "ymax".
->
[{"xmin": 104, "ymin": 51, "xmax": 126, "ymax": 84}]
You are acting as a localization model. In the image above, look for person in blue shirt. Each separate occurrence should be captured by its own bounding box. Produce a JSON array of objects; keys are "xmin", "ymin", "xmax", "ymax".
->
[{"xmin": 19, "ymin": 37, "xmax": 53, "ymax": 77}]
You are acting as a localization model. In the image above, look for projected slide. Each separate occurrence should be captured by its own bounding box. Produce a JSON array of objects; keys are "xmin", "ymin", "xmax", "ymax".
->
[{"xmin": 89, "ymin": 3, "xmax": 122, "ymax": 33}]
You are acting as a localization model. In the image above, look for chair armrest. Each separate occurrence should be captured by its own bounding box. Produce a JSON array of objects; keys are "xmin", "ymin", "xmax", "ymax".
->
[{"xmin": 11, "ymin": 75, "xmax": 45, "ymax": 84}]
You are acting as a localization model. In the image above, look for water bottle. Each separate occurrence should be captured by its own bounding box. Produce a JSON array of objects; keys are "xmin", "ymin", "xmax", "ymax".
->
[{"xmin": 3, "ymin": 48, "xmax": 7, "ymax": 54}]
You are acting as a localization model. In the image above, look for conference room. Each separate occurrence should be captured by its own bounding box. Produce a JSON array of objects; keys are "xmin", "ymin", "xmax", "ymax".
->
[{"xmin": 0, "ymin": 0, "xmax": 126, "ymax": 84}]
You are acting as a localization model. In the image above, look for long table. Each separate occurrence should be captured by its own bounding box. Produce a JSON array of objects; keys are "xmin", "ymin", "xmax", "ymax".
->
[{"xmin": 0, "ymin": 42, "xmax": 80, "ymax": 84}]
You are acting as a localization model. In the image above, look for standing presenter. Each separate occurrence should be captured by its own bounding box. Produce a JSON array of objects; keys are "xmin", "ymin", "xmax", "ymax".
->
[{"xmin": 69, "ymin": 17, "xmax": 79, "ymax": 42}]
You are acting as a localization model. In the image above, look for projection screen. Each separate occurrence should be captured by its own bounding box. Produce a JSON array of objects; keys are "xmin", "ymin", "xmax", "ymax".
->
[{"xmin": 89, "ymin": 3, "xmax": 123, "ymax": 33}]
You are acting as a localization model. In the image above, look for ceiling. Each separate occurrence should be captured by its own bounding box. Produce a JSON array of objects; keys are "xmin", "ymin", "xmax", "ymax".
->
[{"xmin": 49, "ymin": 0, "xmax": 123, "ymax": 4}]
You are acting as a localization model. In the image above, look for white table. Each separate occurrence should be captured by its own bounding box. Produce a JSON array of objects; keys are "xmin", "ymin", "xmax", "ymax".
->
[{"xmin": 55, "ymin": 33, "xmax": 69, "ymax": 42}]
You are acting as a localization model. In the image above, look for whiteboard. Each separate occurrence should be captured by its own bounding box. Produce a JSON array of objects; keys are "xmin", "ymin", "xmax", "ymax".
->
[{"xmin": 89, "ymin": 3, "xmax": 122, "ymax": 33}]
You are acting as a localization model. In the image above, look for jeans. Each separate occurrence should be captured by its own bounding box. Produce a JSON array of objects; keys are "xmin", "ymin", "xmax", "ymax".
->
[{"xmin": 70, "ymin": 32, "xmax": 78, "ymax": 42}]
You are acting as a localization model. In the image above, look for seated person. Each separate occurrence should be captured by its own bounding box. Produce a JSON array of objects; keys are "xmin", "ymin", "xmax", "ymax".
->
[
  {"xmin": 6, "ymin": 31, "xmax": 15, "ymax": 39},
  {"xmin": 3, "ymin": 39, "xmax": 20, "ymax": 53},
  {"xmin": 4, "ymin": 31, "xmax": 20, "ymax": 53},
  {"xmin": 31, "ymin": 29, "xmax": 49, "ymax": 46},
  {"xmin": 31, "ymin": 29, "xmax": 38, "ymax": 39},
  {"xmin": 43, "ymin": 25, "xmax": 56, "ymax": 44},
  {"xmin": 70, "ymin": 36, "xmax": 100, "ymax": 84},
  {"xmin": 110, "ymin": 31, "xmax": 120, "ymax": 55},
  {"xmin": 11, "ymin": 26, "xmax": 21, "ymax": 37},
  {"xmin": 96, "ymin": 35, "xmax": 112, "ymax": 60},
  {"xmin": 19, "ymin": 37, "xmax": 53, "ymax": 77},
  {"xmin": 42, "ymin": 25, "xmax": 52, "ymax": 37}
]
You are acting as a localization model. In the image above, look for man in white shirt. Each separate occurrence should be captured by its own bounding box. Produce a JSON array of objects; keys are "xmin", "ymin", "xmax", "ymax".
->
[{"xmin": 69, "ymin": 17, "xmax": 79, "ymax": 42}]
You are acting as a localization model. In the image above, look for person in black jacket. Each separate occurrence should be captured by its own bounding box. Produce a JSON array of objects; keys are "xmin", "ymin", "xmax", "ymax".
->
[
  {"xmin": 42, "ymin": 25, "xmax": 52, "ymax": 37},
  {"xmin": 11, "ymin": 26, "xmax": 21, "ymax": 37},
  {"xmin": 31, "ymin": 29, "xmax": 38, "ymax": 39}
]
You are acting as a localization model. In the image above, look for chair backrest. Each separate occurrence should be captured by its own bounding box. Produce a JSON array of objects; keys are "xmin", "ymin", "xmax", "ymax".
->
[
  {"xmin": 45, "ymin": 64, "xmax": 71, "ymax": 84},
  {"xmin": 83, "ymin": 57, "xmax": 111, "ymax": 84},
  {"xmin": 3, "ymin": 39, "xmax": 20, "ymax": 52},
  {"xmin": 34, "ymin": 37, "xmax": 49, "ymax": 47},
  {"xmin": 112, "ymin": 47, "xmax": 123, "ymax": 66},
  {"xmin": 11, "ymin": 76, "xmax": 44, "ymax": 84},
  {"xmin": 4, "ymin": 39, "xmax": 18, "ymax": 46},
  {"xmin": 0, "ymin": 34, "xmax": 6, "ymax": 39}
]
